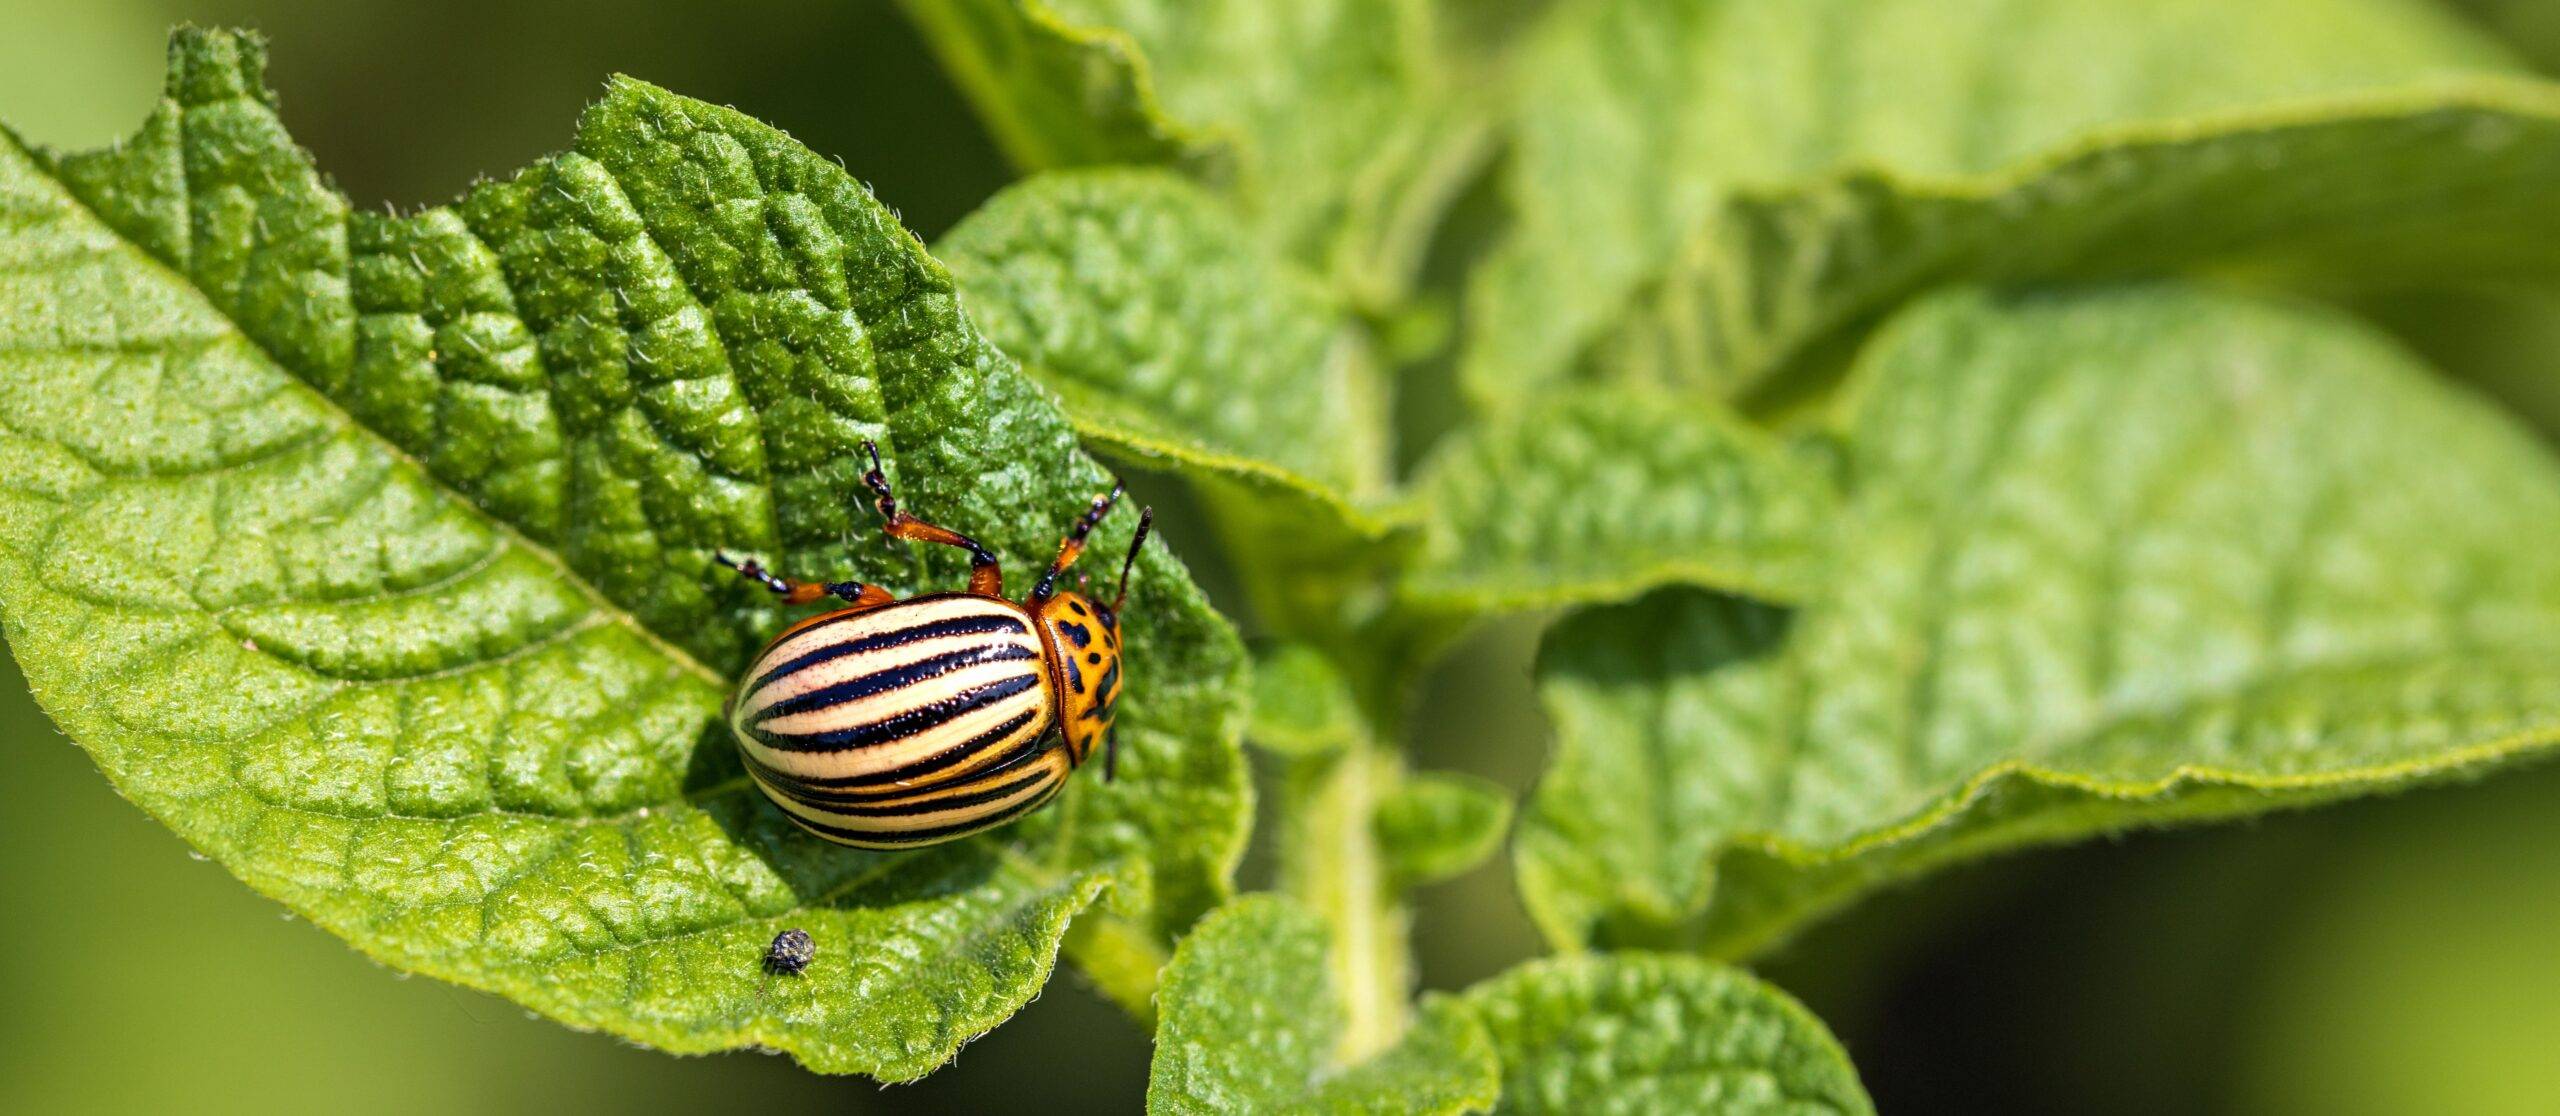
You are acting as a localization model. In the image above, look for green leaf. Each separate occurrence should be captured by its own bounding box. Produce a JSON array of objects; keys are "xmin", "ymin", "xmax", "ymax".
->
[
  {"xmin": 1374, "ymin": 772, "xmax": 1512, "ymax": 888},
  {"xmin": 0, "ymin": 29, "xmax": 1246, "ymax": 1078},
  {"xmin": 1464, "ymin": 0, "xmax": 2541, "ymax": 403},
  {"xmin": 1403, "ymin": 386, "xmax": 1837, "ymax": 616},
  {"xmin": 1590, "ymin": 87, "xmax": 2560, "ymax": 403},
  {"xmin": 1147, "ymin": 895, "xmax": 1499, "ymax": 1116},
  {"xmin": 1462, "ymin": 954, "xmax": 1872, "ymax": 1115},
  {"xmin": 895, "ymin": 0, "xmax": 1211, "ymax": 172},
  {"xmin": 905, "ymin": 0, "xmax": 1492, "ymax": 302},
  {"xmin": 1250, "ymin": 642, "xmax": 1366, "ymax": 759},
  {"xmin": 1517, "ymin": 283, "xmax": 2560, "ymax": 958},
  {"xmin": 939, "ymin": 169, "xmax": 1397, "ymax": 543}
]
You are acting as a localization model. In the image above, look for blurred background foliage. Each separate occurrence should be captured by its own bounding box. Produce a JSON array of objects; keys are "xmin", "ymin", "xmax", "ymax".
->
[{"xmin": 2, "ymin": 1, "xmax": 2556, "ymax": 1113}]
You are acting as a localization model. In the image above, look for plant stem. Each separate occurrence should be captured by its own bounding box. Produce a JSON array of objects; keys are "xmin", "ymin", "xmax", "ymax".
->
[{"xmin": 1280, "ymin": 737, "xmax": 1412, "ymax": 1063}]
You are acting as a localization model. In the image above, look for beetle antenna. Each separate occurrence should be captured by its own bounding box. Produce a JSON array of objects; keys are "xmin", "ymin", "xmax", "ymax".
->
[
  {"xmin": 1104, "ymin": 727, "xmax": 1119, "ymax": 783},
  {"xmin": 1034, "ymin": 480, "xmax": 1123, "ymax": 601},
  {"xmin": 1113, "ymin": 507, "xmax": 1153, "ymax": 613}
]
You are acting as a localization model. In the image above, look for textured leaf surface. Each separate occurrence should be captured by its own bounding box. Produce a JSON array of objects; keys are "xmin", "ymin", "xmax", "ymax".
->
[
  {"xmin": 1589, "ymin": 88, "xmax": 2560, "ymax": 401},
  {"xmin": 1404, "ymin": 386, "xmax": 1836, "ymax": 616},
  {"xmin": 895, "ymin": 0, "xmax": 1207, "ymax": 172},
  {"xmin": 940, "ymin": 169, "xmax": 1395, "ymax": 543},
  {"xmin": 1464, "ymin": 0, "xmax": 2536, "ymax": 402},
  {"xmin": 1517, "ymin": 284, "xmax": 2560, "ymax": 958},
  {"xmin": 1463, "ymin": 954, "xmax": 1872, "ymax": 1115},
  {"xmin": 1374, "ymin": 772, "xmax": 1511, "ymax": 888},
  {"xmin": 1249, "ymin": 642, "xmax": 1365, "ymax": 759},
  {"xmin": 906, "ymin": 0, "xmax": 1489, "ymax": 299},
  {"xmin": 0, "ymin": 29, "xmax": 1246, "ymax": 1078},
  {"xmin": 1147, "ymin": 895, "xmax": 1498, "ymax": 1116}
]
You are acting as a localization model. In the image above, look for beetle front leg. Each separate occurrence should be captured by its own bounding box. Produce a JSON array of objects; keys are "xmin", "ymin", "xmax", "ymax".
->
[
  {"xmin": 860, "ymin": 440, "xmax": 1005, "ymax": 597},
  {"xmin": 714, "ymin": 553, "xmax": 892, "ymax": 608}
]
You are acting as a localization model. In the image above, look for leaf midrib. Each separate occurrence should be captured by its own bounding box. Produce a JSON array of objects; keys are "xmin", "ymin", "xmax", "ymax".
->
[
  {"xmin": 4, "ymin": 125, "xmax": 730, "ymax": 694},
  {"xmin": 12, "ymin": 91, "xmax": 1187, "ymax": 901}
]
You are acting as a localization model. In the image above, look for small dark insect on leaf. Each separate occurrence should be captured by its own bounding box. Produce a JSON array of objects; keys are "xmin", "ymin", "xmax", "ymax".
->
[{"xmin": 764, "ymin": 928, "xmax": 816, "ymax": 976}]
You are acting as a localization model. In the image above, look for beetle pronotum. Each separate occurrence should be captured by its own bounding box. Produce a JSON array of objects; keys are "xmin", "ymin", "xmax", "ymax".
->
[{"xmin": 715, "ymin": 441, "xmax": 1148, "ymax": 849}]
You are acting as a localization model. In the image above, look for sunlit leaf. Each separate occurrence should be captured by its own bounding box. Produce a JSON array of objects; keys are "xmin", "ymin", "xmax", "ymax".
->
[
  {"xmin": 1464, "ymin": 953, "xmax": 1872, "ymax": 1114},
  {"xmin": 1404, "ymin": 386, "xmax": 1837, "ymax": 616},
  {"xmin": 1148, "ymin": 895, "xmax": 1498, "ymax": 1115},
  {"xmin": 0, "ymin": 28, "xmax": 1247, "ymax": 1078},
  {"xmin": 905, "ymin": 0, "xmax": 1491, "ymax": 301},
  {"xmin": 1465, "ymin": 0, "xmax": 2552, "ymax": 403},
  {"xmin": 1518, "ymin": 283, "xmax": 2560, "ymax": 957}
]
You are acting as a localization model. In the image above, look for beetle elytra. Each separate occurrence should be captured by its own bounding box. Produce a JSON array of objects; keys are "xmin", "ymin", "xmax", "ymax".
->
[{"xmin": 716, "ymin": 441, "xmax": 1147, "ymax": 849}]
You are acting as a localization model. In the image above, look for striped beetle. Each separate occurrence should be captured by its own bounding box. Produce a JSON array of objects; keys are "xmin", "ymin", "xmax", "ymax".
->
[{"xmin": 715, "ymin": 441, "xmax": 1149, "ymax": 849}]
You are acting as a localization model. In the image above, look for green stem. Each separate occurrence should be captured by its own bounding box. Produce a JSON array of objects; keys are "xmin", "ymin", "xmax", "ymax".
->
[
  {"xmin": 1280, "ymin": 737, "xmax": 1412, "ymax": 1063},
  {"xmin": 1205, "ymin": 488, "xmax": 1427, "ymax": 1061}
]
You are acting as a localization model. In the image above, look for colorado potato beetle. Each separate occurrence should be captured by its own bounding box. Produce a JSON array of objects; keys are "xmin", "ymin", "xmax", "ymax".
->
[{"xmin": 716, "ymin": 441, "xmax": 1148, "ymax": 849}]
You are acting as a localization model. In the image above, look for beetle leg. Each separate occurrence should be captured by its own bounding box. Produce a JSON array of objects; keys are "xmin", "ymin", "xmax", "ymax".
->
[
  {"xmin": 714, "ymin": 552, "xmax": 892, "ymax": 608},
  {"xmin": 1033, "ymin": 481, "xmax": 1124, "ymax": 601},
  {"xmin": 860, "ymin": 440, "xmax": 1005, "ymax": 597}
]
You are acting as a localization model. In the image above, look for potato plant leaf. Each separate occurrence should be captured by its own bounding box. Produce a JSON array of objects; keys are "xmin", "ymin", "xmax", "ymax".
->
[
  {"xmin": 1463, "ymin": 954, "xmax": 1873, "ymax": 1115},
  {"xmin": 940, "ymin": 170, "xmax": 1398, "ymax": 549},
  {"xmin": 1373, "ymin": 771, "xmax": 1511, "ymax": 889},
  {"xmin": 1517, "ymin": 284, "xmax": 2560, "ymax": 958},
  {"xmin": 1147, "ymin": 895, "xmax": 1499, "ymax": 1116},
  {"xmin": 1404, "ymin": 385, "xmax": 1837, "ymax": 617},
  {"xmin": 905, "ymin": 0, "xmax": 1491, "ymax": 302},
  {"xmin": 1465, "ymin": 0, "xmax": 2545, "ymax": 403},
  {"xmin": 0, "ymin": 28, "xmax": 1247, "ymax": 1078},
  {"xmin": 1590, "ymin": 86, "xmax": 2560, "ymax": 401},
  {"xmin": 1248, "ymin": 642, "xmax": 1366, "ymax": 760},
  {"xmin": 894, "ymin": 0, "xmax": 1210, "ymax": 173}
]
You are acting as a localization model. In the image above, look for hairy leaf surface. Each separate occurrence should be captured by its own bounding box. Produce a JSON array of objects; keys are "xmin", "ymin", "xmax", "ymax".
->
[
  {"xmin": 0, "ymin": 29, "xmax": 1246, "ymax": 1078},
  {"xmin": 1465, "ymin": 0, "xmax": 2542, "ymax": 402},
  {"xmin": 1374, "ymin": 772, "xmax": 1511, "ymax": 888},
  {"xmin": 1148, "ymin": 895, "xmax": 1498, "ymax": 1115},
  {"xmin": 1249, "ymin": 642, "xmax": 1366, "ymax": 759},
  {"xmin": 941, "ymin": 170, "xmax": 1396, "ymax": 545},
  {"xmin": 895, "ymin": 0, "xmax": 1208, "ymax": 172},
  {"xmin": 1405, "ymin": 386, "xmax": 1836, "ymax": 616},
  {"xmin": 1518, "ymin": 284, "xmax": 2560, "ymax": 957},
  {"xmin": 905, "ymin": 0, "xmax": 1489, "ymax": 300},
  {"xmin": 1464, "ymin": 954, "xmax": 1872, "ymax": 1115},
  {"xmin": 1590, "ymin": 88, "xmax": 2560, "ymax": 401}
]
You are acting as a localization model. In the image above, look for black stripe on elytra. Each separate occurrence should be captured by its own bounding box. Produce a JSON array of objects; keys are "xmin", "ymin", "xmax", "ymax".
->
[
  {"xmin": 751, "ymin": 612, "xmax": 1029, "ymax": 693},
  {"xmin": 752, "ymin": 675, "xmax": 1042, "ymax": 752},
  {"xmin": 753, "ymin": 643, "xmax": 1037, "ymax": 723},
  {"xmin": 809, "ymin": 762, "xmax": 1058, "ymax": 818},
  {"xmin": 742, "ymin": 707, "xmax": 1042, "ymax": 792},
  {"xmin": 780, "ymin": 780, "xmax": 1064, "ymax": 845}
]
